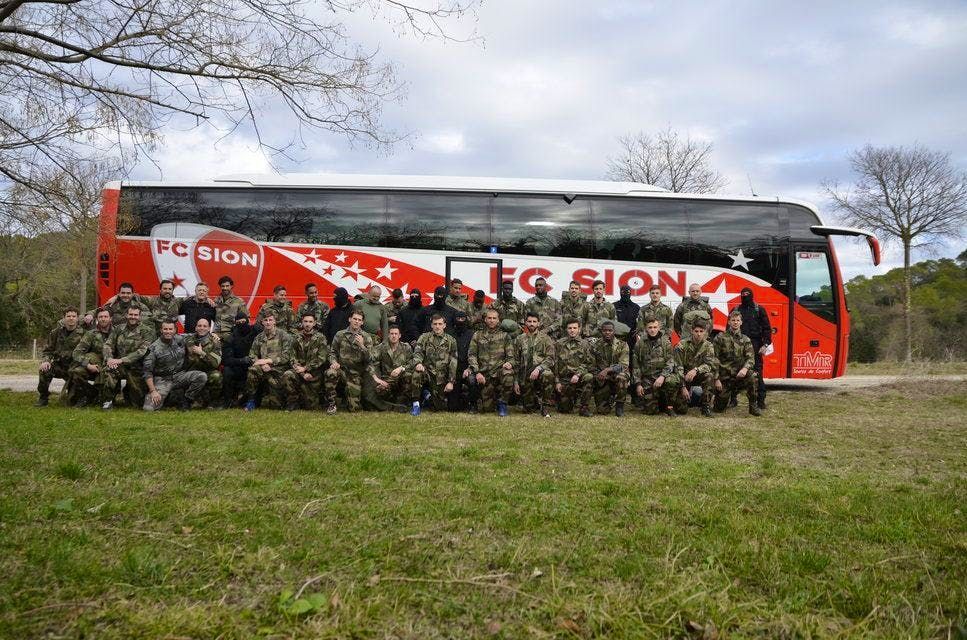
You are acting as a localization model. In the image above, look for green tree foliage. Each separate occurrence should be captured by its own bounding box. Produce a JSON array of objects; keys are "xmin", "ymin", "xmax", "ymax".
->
[{"xmin": 846, "ymin": 252, "xmax": 967, "ymax": 362}]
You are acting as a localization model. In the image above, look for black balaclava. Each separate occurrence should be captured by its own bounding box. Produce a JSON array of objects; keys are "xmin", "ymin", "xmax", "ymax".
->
[
  {"xmin": 454, "ymin": 310, "xmax": 468, "ymax": 334},
  {"xmin": 501, "ymin": 281, "xmax": 514, "ymax": 301},
  {"xmin": 619, "ymin": 285, "xmax": 632, "ymax": 303},
  {"xmin": 433, "ymin": 285, "xmax": 447, "ymax": 307},
  {"xmin": 408, "ymin": 288, "xmax": 422, "ymax": 309},
  {"xmin": 333, "ymin": 287, "xmax": 350, "ymax": 308},
  {"xmin": 473, "ymin": 290, "xmax": 485, "ymax": 307},
  {"xmin": 740, "ymin": 287, "xmax": 754, "ymax": 307}
]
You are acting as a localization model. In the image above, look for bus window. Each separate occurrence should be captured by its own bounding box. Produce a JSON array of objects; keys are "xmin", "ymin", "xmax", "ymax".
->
[
  {"xmin": 590, "ymin": 198, "xmax": 688, "ymax": 264},
  {"xmin": 386, "ymin": 192, "xmax": 491, "ymax": 252},
  {"xmin": 491, "ymin": 195, "xmax": 592, "ymax": 258},
  {"xmin": 795, "ymin": 250, "xmax": 835, "ymax": 323}
]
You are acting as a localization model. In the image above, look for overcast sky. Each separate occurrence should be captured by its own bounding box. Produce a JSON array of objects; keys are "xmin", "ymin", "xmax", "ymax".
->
[{"xmin": 135, "ymin": 0, "xmax": 967, "ymax": 282}]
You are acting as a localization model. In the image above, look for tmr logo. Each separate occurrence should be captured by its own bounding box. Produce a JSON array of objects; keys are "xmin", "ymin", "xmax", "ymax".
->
[{"xmin": 793, "ymin": 350, "xmax": 833, "ymax": 374}]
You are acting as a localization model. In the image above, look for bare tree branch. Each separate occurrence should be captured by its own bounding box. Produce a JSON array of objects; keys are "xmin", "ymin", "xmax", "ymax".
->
[{"xmin": 604, "ymin": 127, "xmax": 727, "ymax": 194}]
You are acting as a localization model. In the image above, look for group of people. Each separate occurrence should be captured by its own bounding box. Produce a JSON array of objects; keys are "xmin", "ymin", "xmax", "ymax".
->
[{"xmin": 35, "ymin": 273, "xmax": 773, "ymax": 418}]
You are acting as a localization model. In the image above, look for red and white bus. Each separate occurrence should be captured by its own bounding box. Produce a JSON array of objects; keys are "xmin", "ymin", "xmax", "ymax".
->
[{"xmin": 96, "ymin": 174, "xmax": 880, "ymax": 379}]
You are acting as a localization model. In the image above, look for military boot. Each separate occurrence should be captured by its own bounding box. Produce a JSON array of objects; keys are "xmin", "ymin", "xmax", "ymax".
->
[
  {"xmin": 34, "ymin": 394, "xmax": 49, "ymax": 408},
  {"xmin": 749, "ymin": 403, "xmax": 762, "ymax": 417},
  {"xmin": 614, "ymin": 402, "xmax": 624, "ymax": 417}
]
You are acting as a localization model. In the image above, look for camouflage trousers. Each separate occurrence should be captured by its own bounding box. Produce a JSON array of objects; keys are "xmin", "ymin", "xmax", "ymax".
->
[
  {"xmin": 101, "ymin": 363, "xmax": 147, "ymax": 407},
  {"xmin": 189, "ymin": 369, "xmax": 221, "ymax": 408},
  {"xmin": 371, "ymin": 372, "xmax": 412, "ymax": 411},
  {"xmin": 557, "ymin": 373, "xmax": 592, "ymax": 413},
  {"xmin": 476, "ymin": 368, "xmax": 515, "ymax": 411},
  {"xmin": 67, "ymin": 365, "xmax": 103, "ymax": 405},
  {"xmin": 635, "ymin": 374, "xmax": 677, "ymax": 414},
  {"xmin": 281, "ymin": 369, "xmax": 323, "ymax": 409},
  {"xmin": 409, "ymin": 371, "xmax": 450, "ymax": 411},
  {"xmin": 245, "ymin": 366, "xmax": 286, "ymax": 408},
  {"xmin": 518, "ymin": 369, "xmax": 556, "ymax": 412},
  {"xmin": 37, "ymin": 362, "xmax": 72, "ymax": 405},
  {"xmin": 713, "ymin": 371, "xmax": 758, "ymax": 411},
  {"xmin": 324, "ymin": 365, "xmax": 367, "ymax": 412},
  {"xmin": 593, "ymin": 371, "xmax": 630, "ymax": 413},
  {"xmin": 143, "ymin": 371, "xmax": 207, "ymax": 411},
  {"xmin": 670, "ymin": 372, "xmax": 713, "ymax": 412}
]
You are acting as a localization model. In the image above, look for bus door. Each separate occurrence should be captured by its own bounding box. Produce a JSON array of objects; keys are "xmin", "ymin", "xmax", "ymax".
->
[
  {"xmin": 445, "ymin": 257, "xmax": 502, "ymax": 305},
  {"xmin": 790, "ymin": 246, "xmax": 838, "ymax": 378}
]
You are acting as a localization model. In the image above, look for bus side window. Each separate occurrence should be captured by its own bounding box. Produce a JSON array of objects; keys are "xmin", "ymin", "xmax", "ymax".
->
[{"xmin": 795, "ymin": 250, "xmax": 835, "ymax": 323}]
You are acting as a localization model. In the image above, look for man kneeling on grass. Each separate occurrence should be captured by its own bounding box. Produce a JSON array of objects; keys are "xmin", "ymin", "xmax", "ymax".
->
[{"xmin": 143, "ymin": 319, "xmax": 207, "ymax": 411}]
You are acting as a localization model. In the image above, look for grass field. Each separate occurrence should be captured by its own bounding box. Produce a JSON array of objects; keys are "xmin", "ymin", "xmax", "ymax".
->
[{"xmin": 0, "ymin": 381, "xmax": 964, "ymax": 638}]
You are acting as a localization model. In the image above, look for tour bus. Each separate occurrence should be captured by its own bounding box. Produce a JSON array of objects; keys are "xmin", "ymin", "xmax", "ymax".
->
[{"xmin": 96, "ymin": 174, "xmax": 880, "ymax": 379}]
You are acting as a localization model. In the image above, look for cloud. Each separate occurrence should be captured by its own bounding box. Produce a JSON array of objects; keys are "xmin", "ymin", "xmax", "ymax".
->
[{"xmin": 419, "ymin": 131, "xmax": 467, "ymax": 154}]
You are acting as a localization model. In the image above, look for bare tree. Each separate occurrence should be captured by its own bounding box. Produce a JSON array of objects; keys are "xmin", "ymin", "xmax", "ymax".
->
[
  {"xmin": 823, "ymin": 144, "xmax": 967, "ymax": 362},
  {"xmin": 0, "ymin": 0, "xmax": 478, "ymax": 194},
  {"xmin": 605, "ymin": 127, "xmax": 727, "ymax": 193}
]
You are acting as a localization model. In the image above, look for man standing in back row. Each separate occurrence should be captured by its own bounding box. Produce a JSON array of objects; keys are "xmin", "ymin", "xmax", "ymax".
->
[
  {"xmin": 734, "ymin": 287, "xmax": 771, "ymax": 410},
  {"xmin": 674, "ymin": 283, "xmax": 713, "ymax": 338}
]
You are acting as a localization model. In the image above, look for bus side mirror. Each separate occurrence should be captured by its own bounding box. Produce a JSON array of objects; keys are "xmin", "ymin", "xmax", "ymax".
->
[{"xmin": 867, "ymin": 236, "xmax": 881, "ymax": 266}]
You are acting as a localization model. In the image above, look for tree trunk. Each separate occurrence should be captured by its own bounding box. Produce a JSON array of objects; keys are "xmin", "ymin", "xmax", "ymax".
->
[
  {"xmin": 79, "ymin": 263, "xmax": 88, "ymax": 314},
  {"xmin": 903, "ymin": 240, "xmax": 912, "ymax": 363}
]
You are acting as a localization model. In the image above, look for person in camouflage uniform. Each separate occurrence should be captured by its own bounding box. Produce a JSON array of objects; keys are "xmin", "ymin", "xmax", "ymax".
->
[
  {"xmin": 409, "ymin": 314, "xmax": 457, "ymax": 414},
  {"xmin": 466, "ymin": 309, "xmax": 515, "ymax": 416},
  {"xmin": 555, "ymin": 318, "xmax": 593, "ymax": 417},
  {"xmin": 69, "ymin": 308, "xmax": 114, "ymax": 407},
  {"xmin": 384, "ymin": 288, "xmax": 405, "ymax": 326},
  {"xmin": 257, "ymin": 284, "xmax": 296, "ymax": 329},
  {"xmin": 184, "ymin": 317, "xmax": 222, "ymax": 408},
  {"xmin": 215, "ymin": 276, "xmax": 247, "ymax": 341},
  {"xmin": 514, "ymin": 312, "xmax": 555, "ymax": 417},
  {"xmin": 140, "ymin": 280, "xmax": 182, "ymax": 335},
  {"xmin": 670, "ymin": 320, "xmax": 716, "ymax": 416},
  {"xmin": 637, "ymin": 284, "xmax": 674, "ymax": 337},
  {"xmin": 369, "ymin": 324, "xmax": 412, "ymax": 410},
  {"xmin": 295, "ymin": 282, "xmax": 330, "ymax": 333},
  {"xmin": 713, "ymin": 310, "xmax": 761, "ymax": 416},
  {"xmin": 591, "ymin": 320, "xmax": 630, "ymax": 416},
  {"xmin": 36, "ymin": 307, "xmax": 86, "ymax": 407},
  {"xmin": 673, "ymin": 283, "xmax": 713, "ymax": 338},
  {"xmin": 282, "ymin": 313, "xmax": 329, "ymax": 411},
  {"xmin": 583, "ymin": 280, "xmax": 617, "ymax": 339},
  {"xmin": 101, "ymin": 305, "xmax": 153, "ymax": 409},
  {"xmin": 88, "ymin": 282, "xmax": 150, "ymax": 330},
  {"xmin": 445, "ymin": 279, "xmax": 473, "ymax": 316},
  {"xmin": 560, "ymin": 280, "xmax": 588, "ymax": 337},
  {"xmin": 353, "ymin": 285, "xmax": 389, "ymax": 343},
  {"xmin": 325, "ymin": 310, "xmax": 373, "ymax": 413},
  {"xmin": 489, "ymin": 280, "xmax": 526, "ymax": 327},
  {"xmin": 524, "ymin": 277, "xmax": 562, "ymax": 339},
  {"xmin": 469, "ymin": 290, "xmax": 489, "ymax": 331},
  {"xmin": 244, "ymin": 314, "xmax": 293, "ymax": 410},
  {"xmin": 143, "ymin": 319, "xmax": 207, "ymax": 411},
  {"xmin": 632, "ymin": 318, "xmax": 677, "ymax": 416}
]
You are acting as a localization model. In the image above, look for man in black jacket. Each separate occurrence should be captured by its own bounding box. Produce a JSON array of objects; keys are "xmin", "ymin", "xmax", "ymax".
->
[
  {"xmin": 449, "ymin": 310, "xmax": 477, "ymax": 411},
  {"xmin": 323, "ymin": 287, "xmax": 353, "ymax": 344},
  {"xmin": 735, "ymin": 287, "xmax": 772, "ymax": 409},
  {"xmin": 416, "ymin": 286, "xmax": 458, "ymax": 335},
  {"xmin": 614, "ymin": 284, "xmax": 640, "ymax": 349},
  {"xmin": 179, "ymin": 282, "xmax": 217, "ymax": 334},
  {"xmin": 221, "ymin": 309, "xmax": 262, "ymax": 407},
  {"xmin": 398, "ymin": 288, "xmax": 423, "ymax": 346}
]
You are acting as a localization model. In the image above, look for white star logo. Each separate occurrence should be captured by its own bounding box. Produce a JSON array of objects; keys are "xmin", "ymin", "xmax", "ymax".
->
[
  {"xmin": 707, "ymin": 278, "xmax": 736, "ymax": 320},
  {"xmin": 334, "ymin": 251, "xmax": 348, "ymax": 263},
  {"xmin": 728, "ymin": 249, "xmax": 753, "ymax": 270},
  {"xmin": 303, "ymin": 249, "xmax": 321, "ymax": 264},
  {"xmin": 375, "ymin": 261, "xmax": 396, "ymax": 280}
]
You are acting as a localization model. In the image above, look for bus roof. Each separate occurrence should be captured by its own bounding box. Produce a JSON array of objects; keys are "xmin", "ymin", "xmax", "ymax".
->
[{"xmin": 116, "ymin": 173, "xmax": 824, "ymax": 219}]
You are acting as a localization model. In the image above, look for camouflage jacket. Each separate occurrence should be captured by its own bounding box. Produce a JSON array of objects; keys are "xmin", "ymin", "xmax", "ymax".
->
[
  {"xmin": 489, "ymin": 296, "xmax": 526, "ymax": 326},
  {"xmin": 140, "ymin": 294, "xmax": 181, "ymax": 333},
  {"xmin": 42, "ymin": 324, "xmax": 86, "ymax": 366},
  {"xmin": 382, "ymin": 301, "xmax": 405, "ymax": 324},
  {"xmin": 592, "ymin": 337, "xmax": 629, "ymax": 375},
  {"xmin": 583, "ymin": 298, "xmax": 617, "ymax": 337},
  {"xmin": 411, "ymin": 331, "xmax": 457, "ymax": 383},
  {"xmin": 555, "ymin": 335, "xmax": 592, "ymax": 378},
  {"xmin": 289, "ymin": 330, "xmax": 329, "ymax": 375},
  {"xmin": 673, "ymin": 338, "xmax": 716, "ymax": 378},
  {"xmin": 104, "ymin": 322, "xmax": 153, "ymax": 365},
  {"xmin": 296, "ymin": 299, "xmax": 331, "ymax": 332},
  {"xmin": 143, "ymin": 335, "xmax": 187, "ymax": 379},
  {"xmin": 524, "ymin": 294, "xmax": 562, "ymax": 336},
  {"xmin": 560, "ymin": 293, "xmax": 588, "ymax": 329},
  {"xmin": 713, "ymin": 329, "xmax": 754, "ymax": 378},
  {"xmin": 674, "ymin": 298, "xmax": 713, "ymax": 336},
  {"xmin": 514, "ymin": 330, "xmax": 555, "ymax": 384},
  {"xmin": 369, "ymin": 341, "xmax": 413, "ymax": 379},
  {"xmin": 102, "ymin": 298, "xmax": 150, "ymax": 328},
  {"xmin": 468, "ymin": 304, "xmax": 489, "ymax": 331},
  {"xmin": 184, "ymin": 333, "xmax": 222, "ymax": 372},
  {"xmin": 329, "ymin": 328, "xmax": 373, "ymax": 371},
  {"xmin": 445, "ymin": 294, "xmax": 472, "ymax": 317},
  {"xmin": 637, "ymin": 302, "xmax": 674, "ymax": 334},
  {"xmin": 72, "ymin": 327, "xmax": 113, "ymax": 367},
  {"xmin": 467, "ymin": 327, "xmax": 514, "ymax": 376},
  {"xmin": 256, "ymin": 300, "xmax": 296, "ymax": 328},
  {"xmin": 248, "ymin": 329, "xmax": 294, "ymax": 369},
  {"xmin": 631, "ymin": 333, "xmax": 674, "ymax": 383},
  {"xmin": 215, "ymin": 294, "xmax": 247, "ymax": 335}
]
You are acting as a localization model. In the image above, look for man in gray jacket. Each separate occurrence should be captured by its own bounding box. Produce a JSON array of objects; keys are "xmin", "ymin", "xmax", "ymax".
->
[{"xmin": 143, "ymin": 319, "xmax": 208, "ymax": 411}]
